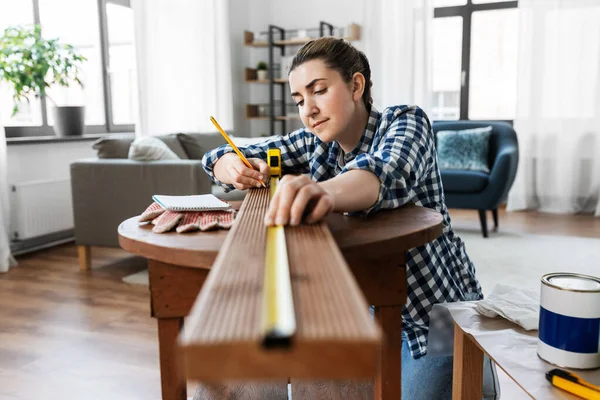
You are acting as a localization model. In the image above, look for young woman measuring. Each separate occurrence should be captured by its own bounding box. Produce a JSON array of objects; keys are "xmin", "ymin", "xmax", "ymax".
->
[{"xmin": 202, "ymin": 37, "xmax": 498, "ymax": 399}]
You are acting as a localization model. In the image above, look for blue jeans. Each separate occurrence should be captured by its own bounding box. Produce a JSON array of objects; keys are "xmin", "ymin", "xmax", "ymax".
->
[{"xmin": 402, "ymin": 341, "xmax": 499, "ymax": 400}]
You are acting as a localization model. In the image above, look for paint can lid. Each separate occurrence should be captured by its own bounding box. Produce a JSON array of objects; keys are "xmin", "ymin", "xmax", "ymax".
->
[{"xmin": 542, "ymin": 273, "xmax": 600, "ymax": 292}]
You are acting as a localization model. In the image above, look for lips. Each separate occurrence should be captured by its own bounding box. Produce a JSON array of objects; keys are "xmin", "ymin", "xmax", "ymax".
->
[{"xmin": 312, "ymin": 119, "xmax": 328, "ymax": 129}]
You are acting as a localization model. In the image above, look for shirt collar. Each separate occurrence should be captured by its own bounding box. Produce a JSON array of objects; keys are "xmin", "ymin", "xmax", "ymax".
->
[{"xmin": 345, "ymin": 106, "xmax": 381, "ymax": 160}]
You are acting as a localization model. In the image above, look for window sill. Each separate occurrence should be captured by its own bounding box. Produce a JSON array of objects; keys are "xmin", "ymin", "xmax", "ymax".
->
[{"xmin": 6, "ymin": 132, "xmax": 135, "ymax": 146}]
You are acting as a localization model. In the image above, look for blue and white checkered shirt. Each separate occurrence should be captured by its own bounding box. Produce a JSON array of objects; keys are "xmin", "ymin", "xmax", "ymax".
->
[{"xmin": 202, "ymin": 105, "xmax": 482, "ymax": 358}]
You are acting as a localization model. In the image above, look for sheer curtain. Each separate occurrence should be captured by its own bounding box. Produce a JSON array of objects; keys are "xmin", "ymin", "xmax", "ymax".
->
[
  {"xmin": 131, "ymin": 0, "xmax": 233, "ymax": 137},
  {"xmin": 363, "ymin": 0, "xmax": 433, "ymax": 112},
  {"xmin": 507, "ymin": 0, "xmax": 600, "ymax": 216},
  {"xmin": 0, "ymin": 116, "xmax": 16, "ymax": 272}
]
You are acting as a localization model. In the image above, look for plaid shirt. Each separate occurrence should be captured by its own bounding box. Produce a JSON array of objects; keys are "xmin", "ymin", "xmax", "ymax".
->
[{"xmin": 202, "ymin": 105, "xmax": 482, "ymax": 358}]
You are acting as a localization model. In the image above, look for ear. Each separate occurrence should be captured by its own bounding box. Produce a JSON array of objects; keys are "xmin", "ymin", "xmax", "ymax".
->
[{"xmin": 351, "ymin": 72, "xmax": 366, "ymax": 102}]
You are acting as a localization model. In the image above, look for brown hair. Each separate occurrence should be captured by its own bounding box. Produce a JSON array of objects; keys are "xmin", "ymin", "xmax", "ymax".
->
[{"xmin": 289, "ymin": 37, "xmax": 373, "ymax": 111}]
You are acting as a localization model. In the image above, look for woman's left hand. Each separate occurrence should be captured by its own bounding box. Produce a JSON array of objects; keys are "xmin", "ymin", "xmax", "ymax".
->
[{"xmin": 264, "ymin": 175, "xmax": 335, "ymax": 226}]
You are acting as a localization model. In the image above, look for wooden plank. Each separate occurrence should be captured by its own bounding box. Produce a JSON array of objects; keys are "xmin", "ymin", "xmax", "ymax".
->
[
  {"xmin": 452, "ymin": 322, "xmax": 484, "ymax": 400},
  {"xmin": 180, "ymin": 188, "xmax": 380, "ymax": 380}
]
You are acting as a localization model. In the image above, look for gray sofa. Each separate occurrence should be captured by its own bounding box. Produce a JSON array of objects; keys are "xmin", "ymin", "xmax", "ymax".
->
[{"xmin": 70, "ymin": 133, "xmax": 244, "ymax": 270}]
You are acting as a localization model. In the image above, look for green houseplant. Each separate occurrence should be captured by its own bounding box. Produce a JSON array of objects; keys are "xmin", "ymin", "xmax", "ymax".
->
[
  {"xmin": 256, "ymin": 61, "xmax": 268, "ymax": 80},
  {"xmin": 0, "ymin": 24, "xmax": 87, "ymax": 136}
]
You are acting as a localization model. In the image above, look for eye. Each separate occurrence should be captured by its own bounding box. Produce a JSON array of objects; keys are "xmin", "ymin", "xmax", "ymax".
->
[
  {"xmin": 295, "ymin": 100, "xmax": 304, "ymax": 107},
  {"xmin": 315, "ymin": 88, "xmax": 326, "ymax": 95}
]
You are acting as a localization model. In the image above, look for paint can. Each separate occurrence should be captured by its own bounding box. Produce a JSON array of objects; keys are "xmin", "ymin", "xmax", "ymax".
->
[{"xmin": 538, "ymin": 272, "xmax": 600, "ymax": 369}]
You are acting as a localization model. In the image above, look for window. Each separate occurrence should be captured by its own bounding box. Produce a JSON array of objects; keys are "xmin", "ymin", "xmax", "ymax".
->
[
  {"xmin": 0, "ymin": 0, "xmax": 136, "ymax": 137},
  {"xmin": 431, "ymin": 0, "xmax": 518, "ymax": 121}
]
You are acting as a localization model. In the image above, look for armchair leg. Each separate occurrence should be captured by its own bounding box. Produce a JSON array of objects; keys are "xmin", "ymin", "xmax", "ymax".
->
[
  {"xmin": 492, "ymin": 208, "xmax": 498, "ymax": 230},
  {"xmin": 478, "ymin": 210, "xmax": 488, "ymax": 238},
  {"xmin": 78, "ymin": 245, "xmax": 92, "ymax": 271}
]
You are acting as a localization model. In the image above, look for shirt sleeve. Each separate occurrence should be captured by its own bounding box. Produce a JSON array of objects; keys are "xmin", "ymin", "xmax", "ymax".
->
[
  {"xmin": 201, "ymin": 129, "xmax": 312, "ymax": 192},
  {"xmin": 340, "ymin": 106, "xmax": 435, "ymax": 215}
]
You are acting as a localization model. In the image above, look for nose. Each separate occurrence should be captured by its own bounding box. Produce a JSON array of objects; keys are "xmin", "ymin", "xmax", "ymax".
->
[{"xmin": 303, "ymin": 97, "xmax": 318, "ymax": 119}]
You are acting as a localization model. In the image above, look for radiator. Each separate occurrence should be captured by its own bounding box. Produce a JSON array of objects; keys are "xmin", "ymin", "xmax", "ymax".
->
[{"xmin": 10, "ymin": 178, "xmax": 74, "ymax": 240}]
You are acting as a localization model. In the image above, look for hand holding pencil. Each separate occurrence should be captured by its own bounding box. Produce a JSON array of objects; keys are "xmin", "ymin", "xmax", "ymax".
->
[{"xmin": 210, "ymin": 116, "xmax": 270, "ymax": 190}]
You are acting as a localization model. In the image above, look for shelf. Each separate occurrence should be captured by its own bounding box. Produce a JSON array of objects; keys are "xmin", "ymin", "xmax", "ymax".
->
[
  {"xmin": 246, "ymin": 104, "xmax": 300, "ymax": 121},
  {"xmin": 244, "ymin": 22, "xmax": 360, "ymax": 136},
  {"xmin": 243, "ymin": 23, "xmax": 361, "ymax": 47},
  {"xmin": 244, "ymin": 68, "xmax": 288, "ymax": 84}
]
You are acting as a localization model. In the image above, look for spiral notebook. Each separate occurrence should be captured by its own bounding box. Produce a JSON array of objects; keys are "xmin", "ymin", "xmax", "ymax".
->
[{"xmin": 152, "ymin": 194, "xmax": 231, "ymax": 212}]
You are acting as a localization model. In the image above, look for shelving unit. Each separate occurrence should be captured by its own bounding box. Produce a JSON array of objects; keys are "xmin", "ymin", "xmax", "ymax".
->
[{"xmin": 243, "ymin": 22, "xmax": 361, "ymax": 135}]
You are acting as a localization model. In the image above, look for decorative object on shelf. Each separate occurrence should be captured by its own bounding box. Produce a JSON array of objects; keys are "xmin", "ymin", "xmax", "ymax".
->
[
  {"xmin": 0, "ymin": 24, "xmax": 87, "ymax": 136},
  {"xmin": 256, "ymin": 61, "xmax": 268, "ymax": 80},
  {"xmin": 295, "ymin": 29, "xmax": 310, "ymax": 40},
  {"xmin": 258, "ymin": 105, "xmax": 269, "ymax": 117}
]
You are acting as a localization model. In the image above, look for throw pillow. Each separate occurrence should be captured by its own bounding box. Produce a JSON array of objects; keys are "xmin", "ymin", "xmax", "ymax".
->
[
  {"xmin": 92, "ymin": 136, "xmax": 135, "ymax": 159},
  {"xmin": 155, "ymin": 133, "xmax": 189, "ymax": 159},
  {"xmin": 436, "ymin": 126, "xmax": 492, "ymax": 173},
  {"xmin": 128, "ymin": 136, "xmax": 180, "ymax": 161}
]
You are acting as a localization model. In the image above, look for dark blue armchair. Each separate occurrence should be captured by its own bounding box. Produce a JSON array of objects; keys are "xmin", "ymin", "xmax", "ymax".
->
[{"xmin": 432, "ymin": 121, "xmax": 519, "ymax": 237}]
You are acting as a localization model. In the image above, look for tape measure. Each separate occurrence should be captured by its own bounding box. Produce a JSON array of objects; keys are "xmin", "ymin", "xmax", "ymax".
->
[{"xmin": 262, "ymin": 148, "xmax": 296, "ymax": 348}]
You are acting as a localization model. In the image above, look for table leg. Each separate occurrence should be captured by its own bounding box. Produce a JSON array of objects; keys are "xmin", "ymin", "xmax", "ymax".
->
[
  {"xmin": 158, "ymin": 317, "xmax": 186, "ymax": 400},
  {"xmin": 374, "ymin": 306, "xmax": 402, "ymax": 400},
  {"xmin": 452, "ymin": 322, "xmax": 483, "ymax": 400}
]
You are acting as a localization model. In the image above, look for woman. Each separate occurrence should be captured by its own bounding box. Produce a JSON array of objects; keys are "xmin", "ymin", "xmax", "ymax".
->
[{"xmin": 202, "ymin": 37, "xmax": 498, "ymax": 399}]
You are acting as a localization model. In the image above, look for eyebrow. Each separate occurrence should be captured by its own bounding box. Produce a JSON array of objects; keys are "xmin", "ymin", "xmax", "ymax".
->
[{"xmin": 291, "ymin": 78, "xmax": 326, "ymax": 97}]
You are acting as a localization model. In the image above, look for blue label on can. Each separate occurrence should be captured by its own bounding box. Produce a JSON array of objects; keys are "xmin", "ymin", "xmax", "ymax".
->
[{"xmin": 539, "ymin": 306, "xmax": 600, "ymax": 354}]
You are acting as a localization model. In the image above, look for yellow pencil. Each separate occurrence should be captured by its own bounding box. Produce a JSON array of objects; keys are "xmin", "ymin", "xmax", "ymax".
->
[{"xmin": 210, "ymin": 116, "xmax": 266, "ymax": 188}]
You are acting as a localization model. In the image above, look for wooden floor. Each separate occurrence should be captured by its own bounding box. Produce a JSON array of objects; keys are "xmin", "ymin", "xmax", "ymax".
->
[{"xmin": 0, "ymin": 208, "xmax": 598, "ymax": 400}]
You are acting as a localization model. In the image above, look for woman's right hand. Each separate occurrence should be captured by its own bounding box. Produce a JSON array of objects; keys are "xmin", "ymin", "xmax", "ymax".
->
[{"xmin": 214, "ymin": 153, "xmax": 270, "ymax": 190}]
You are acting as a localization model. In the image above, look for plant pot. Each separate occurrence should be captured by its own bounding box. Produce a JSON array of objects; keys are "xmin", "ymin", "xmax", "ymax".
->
[
  {"xmin": 257, "ymin": 70, "xmax": 268, "ymax": 80},
  {"xmin": 52, "ymin": 106, "xmax": 85, "ymax": 137}
]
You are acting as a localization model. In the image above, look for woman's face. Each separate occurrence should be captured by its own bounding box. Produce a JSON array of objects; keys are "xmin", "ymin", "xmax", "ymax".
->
[{"xmin": 289, "ymin": 59, "xmax": 358, "ymax": 143}]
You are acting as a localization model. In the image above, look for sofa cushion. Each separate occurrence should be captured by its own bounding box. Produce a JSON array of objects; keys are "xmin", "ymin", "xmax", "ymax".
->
[
  {"xmin": 437, "ymin": 126, "xmax": 492, "ymax": 173},
  {"xmin": 441, "ymin": 169, "xmax": 489, "ymax": 193},
  {"xmin": 155, "ymin": 134, "xmax": 189, "ymax": 159},
  {"xmin": 128, "ymin": 136, "xmax": 180, "ymax": 161},
  {"xmin": 177, "ymin": 133, "xmax": 226, "ymax": 160},
  {"xmin": 92, "ymin": 136, "xmax": 135, "ymax": 159},
  {"xmin": 93, "ymin": 134, "xmax": 189, "ymax": 159}
]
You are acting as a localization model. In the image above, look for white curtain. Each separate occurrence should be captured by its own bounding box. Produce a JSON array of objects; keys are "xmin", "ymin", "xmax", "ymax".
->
[
  {"xmin": 507, "ymin": 0, "xmax": 600, "ymax": 216},
  {"xmin": 363, "ymin": 0, "xmax": 433, "ymax": 112},
  {"xmin": 131, "ymin": 0, "xmax": 234, "ymax": 137},
  {"xmin": 0, "ymin": 116, "xmax": 16, "ymax": 273}
]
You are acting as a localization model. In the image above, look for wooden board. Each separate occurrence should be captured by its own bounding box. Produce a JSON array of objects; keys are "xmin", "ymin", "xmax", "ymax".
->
[{"xmin": 179, "ymin": 187, "xmax": 381, "ymax": 381}]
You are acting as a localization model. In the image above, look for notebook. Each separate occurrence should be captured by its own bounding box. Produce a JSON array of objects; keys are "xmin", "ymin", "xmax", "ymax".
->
[{"xmin": 152, "ymin": 194, "xmax": 231, "ymax": 212}]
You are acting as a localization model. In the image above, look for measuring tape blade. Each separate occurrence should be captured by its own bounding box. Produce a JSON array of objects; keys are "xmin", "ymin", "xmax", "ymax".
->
[{"xmin": 262, "ymin": 149, "xmax": 296, "ymax": 348}]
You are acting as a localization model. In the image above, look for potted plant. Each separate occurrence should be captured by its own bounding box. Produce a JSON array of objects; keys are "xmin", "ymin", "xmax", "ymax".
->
[
  {"xmin": 0, "ymin": 25, "xmax": 87, "ymax": 136},
  {"xmin": 256, "ymin": 61, "xmax": 268, "ymax": 80}
]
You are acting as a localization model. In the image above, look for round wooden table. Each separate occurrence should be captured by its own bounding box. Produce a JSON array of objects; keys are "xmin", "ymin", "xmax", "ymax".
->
[{"xmin": 118, "ymin": 202, "xmax": 443, "ymax": 400}]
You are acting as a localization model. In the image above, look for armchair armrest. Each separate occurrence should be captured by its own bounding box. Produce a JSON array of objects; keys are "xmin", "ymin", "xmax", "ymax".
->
[{"xmin": 480, "ymin": 146, "xmax": 519, "ymax": 208}]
